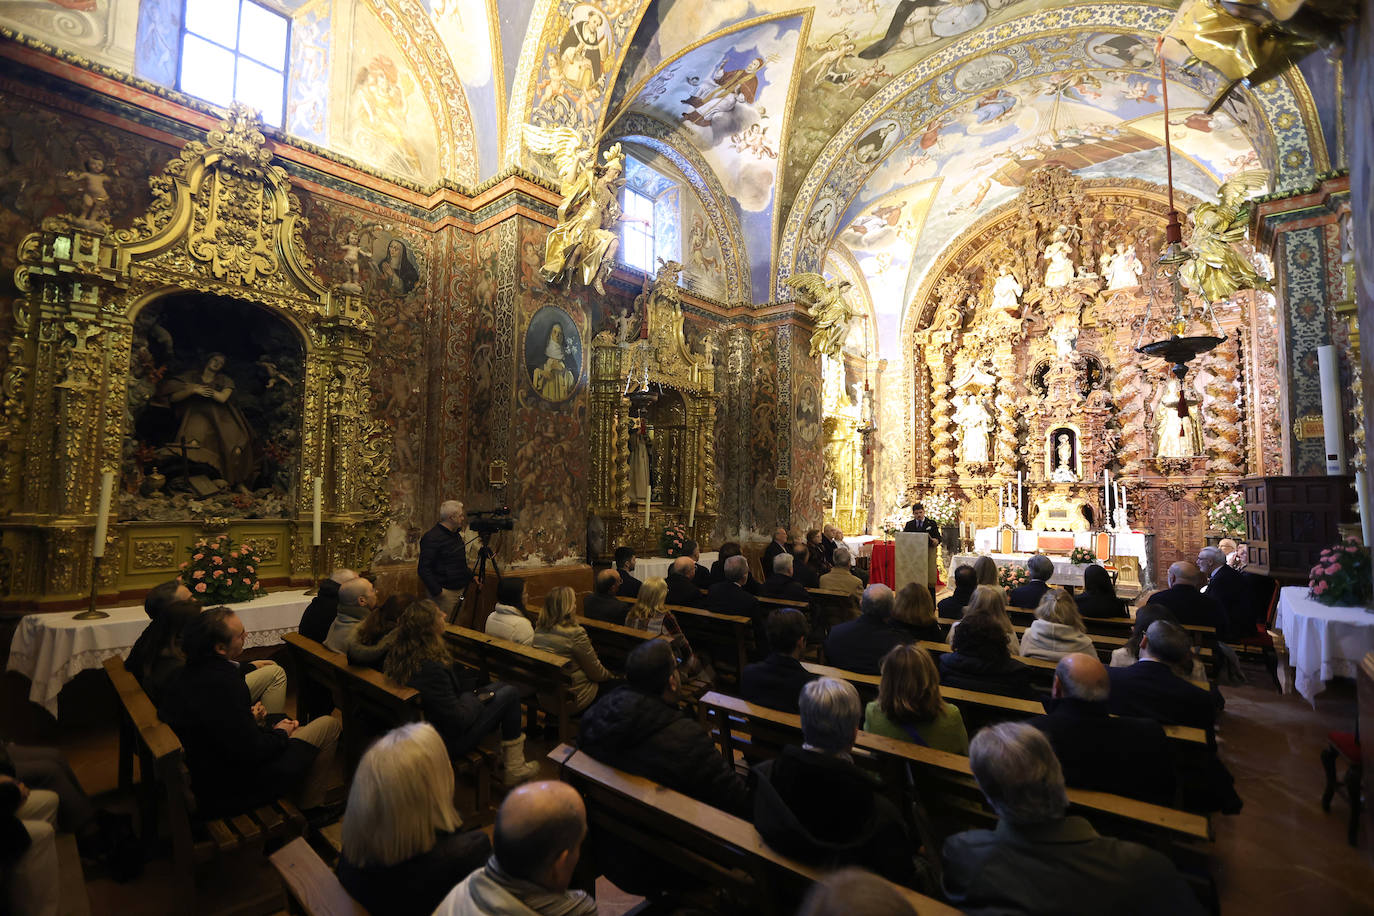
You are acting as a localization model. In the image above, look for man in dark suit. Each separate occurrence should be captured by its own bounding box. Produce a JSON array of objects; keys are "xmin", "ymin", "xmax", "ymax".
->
[
  {"xmin": 1032, "ymin": 654, "xmax": 1176, "ymax": 807},
  {"xmin": 740, "ymin": 608, "xmax": 818, "ymax": 713},
  {"xmin": 1148, "ymin": 562, "xmax": 1228, "ymax": 640},
  {"xmin": 791, "ymin": 546, "xmax": 820, "ymax": 589},
  {"xmin": 824, "ymin": 585, "xmax": 906, "ymax": 675},
  {"xmin": 709, "ymin": 555, "xmax": 765, "ymax": 656},
  {"xmin": 584, "ymin": 569, "xmax": 628, "ymax": 625},
  {"xmin": 1197, "ymin": 546, "xmax": 1250, "ymax": 639},
  {"xmin": 1009, "ymin": 554, "xmax": 1054, "ymax": 609},
  {"xmin": 938, "ymin": 564, "xmax": 978, "ymax": 620},
  {"xmin": 683, "ymin": 539, "xmax": 712, "ymax": 590},
  {"xmin": 614, "ymin": 547, "xmax": 641, "ymax": 599},
  {"xmin": 762, "ymin": 528, "xmax": 791, "ymax": 571},
  {"xmin": 1108, "ymin": 621, "xmax": 1214, "ymax": 733},
  {"xmin": 820, "ymin": 524, "xmax": 841, "ymax": 567},
  {"xmin": 902, "ymin": 503, "xmax": 942, "ymax": 543},
  {"xmin": 762, "ymin": 553, "xmax": 810, "ymax": 604},
  {"xmin": 664, "ymin": 556, "xmax": 704, "ymax": 608}
]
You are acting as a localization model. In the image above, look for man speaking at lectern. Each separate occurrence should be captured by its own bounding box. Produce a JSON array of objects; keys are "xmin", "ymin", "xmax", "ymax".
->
[{"xmin": 904, "ymin": 503, "xmax": 942, "ymax": 599}]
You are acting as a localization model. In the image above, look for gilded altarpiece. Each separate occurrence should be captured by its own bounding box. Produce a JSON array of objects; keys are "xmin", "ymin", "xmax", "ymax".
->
[
  {"xmin": 0, "ymin": 108, "xmax": 391, "ymax": 605},
  {"xmin": 906, "ymin": 167, "xmax": 1267, "ymax": 580}
]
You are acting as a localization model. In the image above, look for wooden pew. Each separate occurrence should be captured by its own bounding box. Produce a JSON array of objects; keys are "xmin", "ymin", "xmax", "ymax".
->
[
  {"xmin": 103, "ymin": 655, "xmax": 306, "ymax": 911},
  {"xmin": 548, "ymin": 743, "xmax": 959, "ymax": 916},
  {"xmin": 915, "ymin": 639, "xmax": 1059, "ymax": 691},
  {"xmin": 696, "ymin": 691, "xmax": 1214, "ymax": 900},
  {"xmin": 939, "ymin": 618, "xmax": 1215, "ymax": 665},
  {"xmin": 804, "ymin": 586, "xmax": 859, "ymax": 637},
  {"xmin": 270, "ymin": 837, "xmax": 369, "ymax": 916},
  {"xmin": 444, "ymin": 625, "xmax": 581, "ymax": 741},
  {"xmin": 576, "ymin": 614, "xmax": 653, "ymax": 669},
  {"xmin": 665, "ymin": 603, "xmax": 754, "ymax": 683}
]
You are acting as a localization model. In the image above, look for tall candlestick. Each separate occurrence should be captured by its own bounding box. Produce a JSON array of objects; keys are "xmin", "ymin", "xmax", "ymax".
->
[
  {"xmin": 688, "ymin": 487, "xmax": 697, "ymax": 527},
  {"xmin": 1119, "ymin": 483, "xmax": 1127, "ymax": 519},
  {"xmin": 92, "ymin": 469, "xmax": 114, "ymax": 558},
  {"xmin": 1016, "ymin": 471, "xmax": 1022, "ymax": 518},
  {"xmin": 999, "ymin": 487, "xmax": 1004, "ymax": 518},
  {"xmin": 312, "ymin": 476, "xmax": 323, "ymax": 546},
  {"xmin": 1318, "ymin": 345, "xmax": 1346, "ymax": 474},
  {"xmin": 645, "ymin": 485, "xmax": 652, "ymax": 529},
  {"xmin": 1102, "ymin": 469, "xmax": 1110, "ymax": 523}
]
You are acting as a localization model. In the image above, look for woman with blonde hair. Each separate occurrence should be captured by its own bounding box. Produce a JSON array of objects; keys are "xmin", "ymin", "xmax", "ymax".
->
[
  {"xmin": 1020, "ymin": 588, "xmax": 1096, "ymax": 662},
  {"xmin": 626, "ymin": 577, "xmax": 668, "ymax": 632},
  {"xmin": 947, "ymin": 585, "xmax": 1019, "ymax": 656},
  {"xmin": 863, "ymin": 644, "xmax": 968, "ymax": 753},
  {"xmin": 972, "ymin": 556, "xmax": 998, "ymax": 586},
  {"xmin": 336, "ymin": 722, "xmax": 491, "ymax": 916},
  {"xmin": 890, "ymin": 582, "xmax": 943, "ymax": 642},
  {"xmin": 533, "ymin": 586, "xmax": 613, "ymax": 712}
]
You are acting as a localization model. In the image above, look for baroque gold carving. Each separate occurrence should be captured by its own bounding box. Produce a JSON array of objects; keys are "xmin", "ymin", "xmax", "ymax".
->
[{"xmin": 130, "ymin": 537, "xmax": 177, "ymax": 570}]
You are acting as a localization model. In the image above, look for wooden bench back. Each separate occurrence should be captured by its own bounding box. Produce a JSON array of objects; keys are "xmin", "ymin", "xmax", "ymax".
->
[
  {"xmin": 576, "ymin": 615, "xmax": 653, "ymax": 669},
  {"xmin": 444, "ymin": 625, "xmax": 579, "ymax": 739},
  {"xmin": 914, "ymin": 639, "xmax": 1058, "ymax": 690},
  {"xmin": 663, "ymin": 603, "xmax": 753, "ymax": 680},
  {"xmin": 270, "ymin": 837, "xmax": 369, "ymax": 916}
]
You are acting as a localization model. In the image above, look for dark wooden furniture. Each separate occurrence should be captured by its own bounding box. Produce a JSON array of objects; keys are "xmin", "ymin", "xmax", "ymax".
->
[
  {"xmin": 1242, "ymin": 475, "xmax": 1356, "ymax": 584},
  {"xmin": 269, "ymin": 837, "xmax": 369, "ymax": 916},
  {"xmin": 443, "ymin": 625, "xmax": 580, "ymax": 740}
]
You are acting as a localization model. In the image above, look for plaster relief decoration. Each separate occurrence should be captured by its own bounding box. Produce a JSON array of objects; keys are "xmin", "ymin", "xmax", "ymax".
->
[{"xmin": 0, "ymin": 0, "xmax": 139, "ymax": 72}]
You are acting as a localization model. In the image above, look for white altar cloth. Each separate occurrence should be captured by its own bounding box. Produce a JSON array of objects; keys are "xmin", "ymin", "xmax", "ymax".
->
[
  {"xmin": 948, "ymin": 553, "xmax": 1102, "ymax": 589},
  {"xmin": 1274, "ymin": 586, "xmax": 1374, "ymax": 705},
  {"xmin": 972, "ymin": 528, "xmax": 1147, "ymax": 566},
  {"xmin": 633, "ymin": 553, "xmax": 718, "ymax": 582},
  {"xmin": 7, "ymin": 588, "xmax": 312, "ymax": 717}
]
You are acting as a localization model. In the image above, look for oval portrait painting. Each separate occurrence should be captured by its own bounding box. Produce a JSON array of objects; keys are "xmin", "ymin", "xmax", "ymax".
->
[{"xmin": 525, "ymin": 306, "xmax": 582, "ymax": 404}]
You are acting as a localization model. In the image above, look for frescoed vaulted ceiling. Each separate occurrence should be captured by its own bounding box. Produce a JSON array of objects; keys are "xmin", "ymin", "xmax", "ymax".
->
[{"xmin": 1, "ymin": 0, "xmax": 1335, "ymax": 350}]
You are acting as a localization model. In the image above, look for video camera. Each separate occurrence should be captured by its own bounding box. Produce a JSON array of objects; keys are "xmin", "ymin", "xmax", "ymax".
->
[{"xmin": 468, "ymin": 507, "xmax": 515, "ymax": 536}]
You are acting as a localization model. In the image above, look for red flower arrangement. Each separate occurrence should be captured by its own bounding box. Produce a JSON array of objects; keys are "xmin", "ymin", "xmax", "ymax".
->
[{"xmin": 179, "ymin": 535, "xmax": 265, "ymax": 604}]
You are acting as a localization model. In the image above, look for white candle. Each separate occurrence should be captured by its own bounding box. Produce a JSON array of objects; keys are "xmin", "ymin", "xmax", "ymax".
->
[
  {"xmin": 92, "ymin": 469, "xmax": 114, "ymax": 558},
  {"xmin": 1358, "ymin": 470, "xmax": 1372, "ymax": 548},
  {"xmin": 831, "ymin": 488, "xmax": 837, "ymax": 513},
  {"xmin": 312, "ymin": 476, "xmax": 323, "ymax": 546},
  {"xmin": 645, "ymin": 485, "xmax": 652, "ymax": 528},
  {"xmin": 999, "ymin": 487, "xmax": 1004, "ymax": 517},
  {"xmin": 692, "ymin": 363, "xmax": 699, "ymax": 384},
  {"xmin": 1119, "ymin": 483, "xmax": 1127, "ymax": 518},
  {"xmin": 1103, "ymin": 470, "xmax": 1110, "ymax": 521},
  {"xmin": 1318, "ymin": 345, "xmax": 1346, "ymax": 474},
  {"xmin": 688, "ymin": 487, "xmax": 697, "ymax": 527},
  {"xmin": 1017, "ymin": 471, "xmax": 1022, "ymax": 514}
]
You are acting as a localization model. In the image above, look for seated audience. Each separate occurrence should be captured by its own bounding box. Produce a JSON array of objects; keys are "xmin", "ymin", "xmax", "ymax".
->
[
  {"xmin": 384, "ymin": 600, "xmax": 539, "ymax": 784},
  {"xmin": 1107, "ymin": 621, "xmax": 1214, "ymax": 733},
  {"xmin": 532, "ymin": 586, "xmax": 612, "ymax": 714},
  {"xmin": 1020, "ymin": 589, "xmax": 1095, "ymax": 662},
  {"xmin": 664, "ymin": 556, "xmax": 705, "ymax": 608},
  {"xmin": 3, "ymin": 775, "xmax": 61, "ymax": 916},
  {"xmin": 818, "ymin": 546, "xmax": 864, "ymax": 598},
  {"xmin": 485, "ymin": 577, "xmax": 533, "ymax": 645},
  {"xmin": 947, "ymin": 585, "xmax": 1020, "ymax": 657},
  {"xmin": 1008, "ymin": 554, "xmax": 1054, "ymax": 609},
  {"xmin": 819, "ymin": 524, "xmax": 841, "ymax": 567},
  {"xmin": 864, "ymin": 645, "xmax": 968, "ymax": 754},
  {"xmin": 433, "ymin": 781, "xmax": 595, "ymax": 916},
  {"xmin": 709, "ymin": 541, "xmax": 760, "ymax": 593},
  {"xmin": 707, "ymin": 555, "xmax": 764, "ymax": 652},
  {"xmin": 804, "ymin": 528, "xmax": 832, "ymax": 575},
  {"xmin": 825, "ymin": 585, "xmax": 906, "ymax": 675},
  {"xmin": 578, "ymin": 639, "xmax": 748, "ymax": 816},
  {"xmin": 325, "ymin": 576, "xmax": 377, "ymax": 653},
  {"xmin": 972, "ymin": 555, "xmax": 998, "ymax": 586},
  {"xmin": 939, "ymin": 612, "xmax": 1036, "ymax": 700},
  {"xmin": 796, "ymin": 867, "xmax": 917, "ymax": 916},
  {"xmin": 942, "ymin": 722, "xmax": 1205, "ymax": 915},
  {"xmin": 1031, "ymin": 654, "xmax": 1176, "ymax": 806},
  {"xmin": 583, "ymin": 569, "xmax": 627, "ymax": 624},
  {"xmin": 614, "ymin": 547, "xmax": 642, "ymax": 598},
  {"xmin": 1147, "ymin": 561, "xmax": 1228, "ymax": 640},
  {"xmin": 762, "ymin": 527, "xmax": 791, "ymax": 570},
  {"xmin": 753, "ymin": 678, "xmax": 917, "ymax": 886},
  {"xmin": 160, "ymin": 608, "xmax": 342, "ymax": 816},
  {"xmin": 937, "ymin": 564, "xmax": 978, "ymax": 620},
  {"xmin": 125, "ymin": 599, "xmax": 203, "ymax": 704},
  {"xmin": 1197, "ymin": 545, "xmax": 1252, "ymax": 637},
  {"xmin": 337, "ymin": 723, "xmax": 491, "ymax": 916},
  {"xmin": 1074, "ymin": 564, "xmax": 1131, "ymax": 619},
  {"xmin": 740, "ymin": 608, "xmax": 818, "ymax": 714},
  {"xmin": 792, "ymin": 546, "xmax": 822, "ymax": 589},
  {"xmin": 298, "ymin": 568, "xmax": 357, "ymax": 642},
  {"xmin": 762, "ymin": 552, "xmax": 811, "ymax": 603},
  {"xmin": 1110, "ymin": 604, "xmax": 1208, "ymax": 683},
  {"xmin": 346, "ymin": 593, "xmax": 413, "ymax": 668},
  {"xmin": 682, "ymin": 539, "xmax": 712, "ymax": 589},
  {"xmin": 890, "ymin": 582, "xmax": 943, "ymax": 643},
  {"xmin": 143, "ymin": 579, "xmax": 192, "ymax": 621}
]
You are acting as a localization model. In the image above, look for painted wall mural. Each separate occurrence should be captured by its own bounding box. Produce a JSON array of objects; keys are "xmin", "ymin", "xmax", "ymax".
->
[{"xmin": 287, "ymin": 1, "xmax": 332, "ymax": 146}]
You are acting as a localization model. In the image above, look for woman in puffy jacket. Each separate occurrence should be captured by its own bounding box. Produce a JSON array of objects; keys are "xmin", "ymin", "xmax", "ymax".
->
[
  {"xmin": 1019, "ymin": 588, "xmax": 1096, "ymax": 662},
  {"xmin": 532, "ymin": 586, "xmax": 613, "ymax": 713}
]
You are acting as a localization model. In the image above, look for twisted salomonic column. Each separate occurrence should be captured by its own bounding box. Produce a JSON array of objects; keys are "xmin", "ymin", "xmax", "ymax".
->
[
  {"xmin": 926, "ymin": 343, "xmax": 956, "ymax": 477},
  {"xmin": 1202, "ymin": 336, "xmax": 1243, "ymax": 474}
]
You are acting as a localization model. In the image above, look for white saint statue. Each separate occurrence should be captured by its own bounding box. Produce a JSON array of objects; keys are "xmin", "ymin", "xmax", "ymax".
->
[
  {"xmin": 1050, "ymin": 432, "xmax": 1078, "ymax": 482},
  {"xmin": 1155, "ymin": 380, "xmax": 1203, "ymax": 457},
  {"xmin": 1049, "ymin": 319, "xmax": 1079, "ymax": 358},
  {"xmin": 990, "ymin": 264, "xmax": 1023, "ymax": 314},
  {"xmin": 953, "ymin": 395, "xmax": 993, "ymax": 464},
  {"xmin": 1042, "ymin": 226, "xmax": 1077, "ymax": 288},
  {"xmin": 1102, "ymin": 242, "xmax": 1144, "ymax": 290}
]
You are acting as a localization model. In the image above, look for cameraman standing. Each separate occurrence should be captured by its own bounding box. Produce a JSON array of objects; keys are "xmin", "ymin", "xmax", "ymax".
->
[{"xmin": 419, "ymin": 500, "xmax": 474, "ymax": 625}]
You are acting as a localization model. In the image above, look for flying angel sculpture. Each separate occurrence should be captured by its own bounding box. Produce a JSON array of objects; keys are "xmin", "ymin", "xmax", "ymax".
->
[
  {"xmin": 1181, "ymin": 169, "xmax": 1272, "ymax": 304},
  {"xmin": 788, "ymin": 273, "xmax": 857, "ymax": 358}
]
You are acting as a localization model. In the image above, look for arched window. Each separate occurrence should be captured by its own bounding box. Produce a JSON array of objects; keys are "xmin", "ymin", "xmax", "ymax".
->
[{"xmin": 178, "ymin": 0, "xmax": 290, "ymax": 127}]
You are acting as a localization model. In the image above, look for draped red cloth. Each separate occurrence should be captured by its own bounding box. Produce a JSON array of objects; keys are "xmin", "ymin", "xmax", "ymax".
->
[{"xmin": 870, "ymin": 542, "xmax": 895, "ymax": 588}]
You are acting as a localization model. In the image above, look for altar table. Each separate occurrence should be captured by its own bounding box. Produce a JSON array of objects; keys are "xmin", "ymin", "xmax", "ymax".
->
[
  {"xmin": 633, "ymin": 552, "xmax": 718, "ymax": 582},
  {"xmin": 972, "ymin": 528, "xmax": 1148, "ymax": 568},
  {"xmin": 1274, "ymin": 586, "xmax": 1374, "ymax": 705},
  {"xmin": 948, "ymin": 553, "xmax": 1102, "ymax": 589},
  {"xmin": 7, "ymin": 588, "xmax": 313, "ymax": 717}
]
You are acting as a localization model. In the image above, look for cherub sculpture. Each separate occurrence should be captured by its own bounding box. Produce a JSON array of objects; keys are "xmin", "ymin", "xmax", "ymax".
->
[
  {"xmin": 524, "ymin": 125, "xmax": 628, "ymax": 295},
  {"xmin": 68, "ymin": 152, "xmax": 116, "ymax": 225},
  {"xmin": 788, "ymin": 273, "xmax": 856, "ymax": 359},
  {"xmin": 1180, "ymin": 170, "xmax": 1272, "ymax": 303}
]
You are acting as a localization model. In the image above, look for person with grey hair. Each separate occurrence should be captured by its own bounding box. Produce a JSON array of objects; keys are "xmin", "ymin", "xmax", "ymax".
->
[
  {"xmin": 298, "ymin": 567, "xmax": 358, "ymax": 643},
  {"xmin": 1031, "ymin": 654, "xmax": 1176, "ymax": 806},
  {"xmin": 763, "ymin": 526, "xmax": 791, "ymax": 571},
  {"xmin": 1196, "ymin": 544, "xmax": 1251, "ymax": 638},
  {"xmin": 824, "ymin": 584, "xmax": 905, "ymax": 675},
  {"xmin": 325, "ymin": 576, "xmax": 378, "ymax": 653},
  {"xmin": 1108, "ymin": 620, "xmax": 1215, "ymax": 733},
  {"xmin": 706, "ymin": 555, "xmax": 762, "ymax": 648},
  {"xmin": 753, "ymin": 678, "xmax": 918, "ymax": 886},
  {"xmin": 943, "ymin": 722, "xmax": 1205, "ymax": 914},
  {"xmin": 1145, "ymin": 560, "xmax": 1228, "ymax": 639},
  {"xmin": 819, "ymin": 545, "xmax": 863, "ymax": 598},
  {"xmin": 664, "ymin": 555, "xmax": 704, "ymax": 608},
  {"xmin": 762, "ymin": 551, "xmax": 809, "ymax": 602},
  {"xmin": 419, "ymin": 499, "xmax": 473, "ymax": 625},
  {"xmin": 1009, "ymin": 553, "xmax": 1055, "ymax": 609}
]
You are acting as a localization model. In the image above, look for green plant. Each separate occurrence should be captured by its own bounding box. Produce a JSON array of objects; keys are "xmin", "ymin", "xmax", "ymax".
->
[
  {"xmin": 1308, "ymin": 538, "xmax": 1372, "ymax": 607},
  {"xmin": 1070, "ymin": 546, "xmax": 1096, "ymax": 564},
  {"xmin": 179, "ymin": 535, "xmax": 266, "ymax": 604}
]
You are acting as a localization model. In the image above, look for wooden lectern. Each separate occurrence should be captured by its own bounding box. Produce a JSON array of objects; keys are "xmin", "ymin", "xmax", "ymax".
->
[{"xmin": 894, "ymin": 532, "xmax": 934, "ymax": 592}]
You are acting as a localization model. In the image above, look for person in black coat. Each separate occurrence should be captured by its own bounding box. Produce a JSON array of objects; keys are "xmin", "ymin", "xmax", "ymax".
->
[
  {"xmin": 1031, "ymin": 654, "xmax": 1176, "ymax": 807},
  {"xmin": 762, "ymin": 528, "xmax": 791, "ymax": 571},
  {"xmin": 824, "ymin": 585, "xmax": 907, "ymax": 675},
  {"xmin": 1147, "ymin": 562, "xmax": 1228, "ymax": 640},
  {"xmin": 709, "ymin": 541, "xmax": 761, "ymax": 594},
  {"xmin": 820, "ymin": 525, "xmax": 840, "ymax": 567},
  {"xmin": 160, "ymin": 608, "xmax": 341, "ymax": 817},
  {"xmin": 937, "ymin": 564, "xmax": 978, "ymax": 620},
  {"xmin": 583, "ymin": 569, "xmax": 629, "ymax": 625},
  {"xmin": 707, "ymin": 556, "xmax": 764, "ymax": 654},
  {"xmin": 1074, "ymin": 564, "xmax": 1131, "ymax": 619},
  {"xmin": 417, "ymin": 502, "xmax": 473, "ymax": 623},
  {"xmin": 1107, "ymin": 620, "xmax": 1215, "ymax": 733},
  {"xmin": 762, "ymin": 553, "xmax": 811, "ymax": 603},
  {"xmin": 1197, "ymin": 547, "xmax": 1251, "ymax": 638},
  {"xmin": 938, "ymin": 613, "xmax": 1038, "ymax": 700},
  {"xmin": 741, "ymin": 609, "xmax": 818, "ymax": 714},
  {"xmin": 683, "ymin": 539, "xmax": 712, "ymax": 590},
  {"xmin": 298, "ymin": 571, "xmax": 354, "ymax": 642},
  {"xmin": 664, "ymin": 557, "xmax": 705, "ymax": 608},
  {"xmin": 792, "ymin": 546, "xmax": 822, "ymax": 589},
  {"xmin": 614, "ymin": 547, "xmax": 641, "ymax": 599},
  {"xmin": 901, "ymin": 504, "xmax": 942, "ymax": 546},
  {"xmin": 1008, "ymin": 554, "xmax": 1054, "ymax": 609},
  {"xmin": 753, "ymin": 678, "xmax": 917, "ymax": 888}
]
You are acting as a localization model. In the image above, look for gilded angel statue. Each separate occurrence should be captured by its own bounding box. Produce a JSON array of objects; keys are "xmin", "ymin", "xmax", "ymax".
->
[
  {"xmin": 524, "ymin": 125, "xmax": 627, "ymax": 295},
  {"xmin": 788, "ymin": 273, "xmax": 856, "ymax": 358},
  {"xmin": 1180, "ymin": 169, "xmax": 1272, "ymax": 304}
]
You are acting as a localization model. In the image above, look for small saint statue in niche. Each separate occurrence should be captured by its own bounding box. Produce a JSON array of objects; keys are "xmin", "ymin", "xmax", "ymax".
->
[
  {"xmin": 160, "ymin": 353, "xmax": 255, "ymax": 488},
  {"xmin": 1154, "ymin": 379, "xmax": 1204, "ymax": 457},
  {"xmin": 990, "ymin": 263, "xmax": 1023, "ymax": 315},
  {"xmin": 340, "ymin": 232, "xmax": 364, "ymax": 293},
  {"xmin": 953, "ymin": 394, "xmax": 993, "ymax": 464},
  {"xmin": 1042, "ymin": 225, "xmax": 1077, "ymax": 289},
  {"xmin": 1101, "ymin": 241, "xmax": 1144, "ymax": 290},
  {"xmin": 1050, "ymin": 430, "xmax": 1078, "ymax": 482}
]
